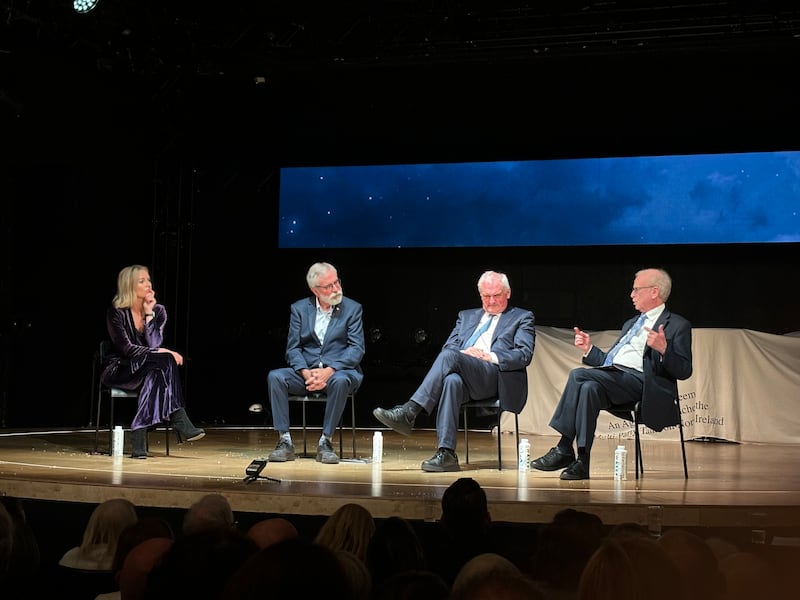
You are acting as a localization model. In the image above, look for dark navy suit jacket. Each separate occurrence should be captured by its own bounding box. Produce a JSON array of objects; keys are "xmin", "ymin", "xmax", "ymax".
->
[
  {"xmin": 585, "ymin": 307, "xmax": 693, "ymax": 431},
  {"xmin": 284, "ymin": 296, "xmax": 365, "ymax": 387},
  {"xmin": 442, "ymin": 305, "xmax": 535, "ymax": 414}
]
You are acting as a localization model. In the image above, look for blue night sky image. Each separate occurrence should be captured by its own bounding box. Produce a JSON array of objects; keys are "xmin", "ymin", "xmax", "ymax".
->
[{"xmin": 278, "ymin": 151, "xmax": 800, "ymax": 248}]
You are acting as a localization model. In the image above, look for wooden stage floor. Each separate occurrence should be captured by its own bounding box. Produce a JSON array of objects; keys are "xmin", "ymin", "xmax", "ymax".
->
[{"xmin": 2, "ymin": 426, "xmax": 799, "ymax": 535}]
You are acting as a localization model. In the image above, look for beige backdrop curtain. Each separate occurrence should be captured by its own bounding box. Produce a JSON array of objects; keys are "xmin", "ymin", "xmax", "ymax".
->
[{"xmin": 503, "ymin": 327, "xmax": 800, "ymax": 446}]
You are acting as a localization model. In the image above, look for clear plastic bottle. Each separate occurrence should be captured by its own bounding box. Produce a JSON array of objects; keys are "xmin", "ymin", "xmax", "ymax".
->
[
  {"xmin": 112, "ymin": 425, "xmax": 124, "ymax": 457},
  {"xmin": 614, "ymin": 444, "xmax": 628, "ymax": 480},
  {"xmin": 372, "ymin": 431, "xmax": 383, "ymax": 463},
  {"xmin": 518, "ymin": 438, "xmax": 530, "ymax": 472}
]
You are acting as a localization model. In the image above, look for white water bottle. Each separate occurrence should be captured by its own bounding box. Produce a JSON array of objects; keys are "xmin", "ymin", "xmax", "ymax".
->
[
  {"xmin": 518, "ymin": 438, "xmax": 530, "ymax": 472},
  {"xmin": 614, "ymin": 444, "xmax": 627, "ymax": 480},
  {"xmin": 372, "ymin": 431, "xmax": 383, "ymax": 463},
  {"xmin": 112, "ymin": 426, "xmax": 124, "ymax": 457}
]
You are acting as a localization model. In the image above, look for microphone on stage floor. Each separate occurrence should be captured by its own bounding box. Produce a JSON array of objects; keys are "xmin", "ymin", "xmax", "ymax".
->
[{"xmin": 243, "ymin": 458, "xmax": 280, "ymax": 484}]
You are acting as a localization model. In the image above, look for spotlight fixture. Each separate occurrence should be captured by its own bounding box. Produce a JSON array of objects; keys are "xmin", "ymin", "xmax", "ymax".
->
[
  {"xmin": 74, "ymin": 0, "xmax": 99, "ymax": 14},
  {"xmin": 413, "ymin": 329, "xmax": 429, "ymax": 344},
  {"xmin": 368, "ymin": 327, "xmax": 383, "ymax": 344}
]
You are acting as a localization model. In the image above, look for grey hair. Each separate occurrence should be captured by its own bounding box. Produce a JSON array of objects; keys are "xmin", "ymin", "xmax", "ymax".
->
[
  {"xmin": 637, "ymin": 268, "xmax": 672, "ymax": 302},
  {"xmin": 306, "ymin": 262, "xmax": 337, "ymax": 288},
  {"xmin": 477, "ymin": 270, "xmax": 510, "ymax": 292}
]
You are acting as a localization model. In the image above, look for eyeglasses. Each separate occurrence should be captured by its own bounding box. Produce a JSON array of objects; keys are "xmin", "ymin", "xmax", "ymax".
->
[
  {"xmin": 631, "ymin": 285, "xmax": 657, "ymax": 294},
  {"xmin": 316, "ymin": 278, "xmax": 342, "ymax": 292}
]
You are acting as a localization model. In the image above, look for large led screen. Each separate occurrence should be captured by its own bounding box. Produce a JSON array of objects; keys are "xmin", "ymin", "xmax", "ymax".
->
[{"xmin": 278, "ymin": 151, "xmax": 800, "ymax": 248}]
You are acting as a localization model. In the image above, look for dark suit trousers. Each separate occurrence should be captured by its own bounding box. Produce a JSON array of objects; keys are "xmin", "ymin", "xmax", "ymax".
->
[
  {"xmin": 549, "ymin": 366, "xmax": 643, "ymax": 455},
  {"xmin": 411, "ymin": 348, "xmax": 498, "ymax": 451},
  {"xmin": 267, "ymin": 367, "xmax": 358, "ymax": 438}
]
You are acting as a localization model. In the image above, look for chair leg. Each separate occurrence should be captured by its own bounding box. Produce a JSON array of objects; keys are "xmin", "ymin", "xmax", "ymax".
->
[
  {"xmin": 338, "ymin": 416, "xmax": 344, "ymax": 458},
  {"xmin": 94, "ymin": 383, "xmax": 104, "ymax": 454},
  {"xmin": 350, "ymin": 394, "xmax": 357, "ymax": 458},
  {"xmin": 633, "ymin": 409, "xmax": 643, "ymax": 479},
  {"xmin": 678, "ymin": 404, "xmax": 689, "ymax": 479},
  {"xmin": 463, "ymin": 407, "xmax": 470, "ymax": 464},
  {"xmin": 107, "ymin": 398, "xmax": 116, "ymax": 456},
  {"xmin": 496, "ymin": 409, "xmax": 502, "ymax": 470},
  {"xmin": 302, "ymin": 399, "xmax": 308, "ymax": 456}
]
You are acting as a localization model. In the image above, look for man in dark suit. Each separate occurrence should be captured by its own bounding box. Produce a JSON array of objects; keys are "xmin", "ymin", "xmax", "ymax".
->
[
  {"xmin": 531, "ymin": 267, "xmax": 692, "ymax": 480},
  {"xmin": 265, "ymin": 262, "xmax": 365, "ymax": 464},
  {"xmin": 373, "ymin": 271, "xmax": 535, "ymax": 472}
]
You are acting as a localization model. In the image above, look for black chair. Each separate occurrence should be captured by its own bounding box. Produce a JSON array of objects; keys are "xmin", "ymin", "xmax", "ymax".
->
[
  {"xmin": 608, "ymin": 396, "xmax": 688, "ymax": 479},
  {"xmin": 92, "ymin": 340, "xmax": 175, "ymax": 456},
  {"xmin": 461, "ymin": 397, "xmax": 520, "ymax": 470},
  {"xmin": 288, "ymin": 391, "xmax": 357, "ymax": 459}
]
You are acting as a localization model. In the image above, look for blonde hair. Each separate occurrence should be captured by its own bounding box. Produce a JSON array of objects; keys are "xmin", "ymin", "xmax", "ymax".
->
[
  {"xmin": 112, "ymin": 265, "xmax": 149, "ymax": 309},
  {"xmin": 314, "ymin": 503, "xmax": 375, "ymax": 562},
  {"xmin": 79, "ymin": 498, "xmax": 138, "ymax": 561}
]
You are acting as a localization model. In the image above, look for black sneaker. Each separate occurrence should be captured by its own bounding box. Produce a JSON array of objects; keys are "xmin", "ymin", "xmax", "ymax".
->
[
  {"xmin": 316, "ymin": 438, "xmax": 340, "ymax": 464},
  {"xmin": 373, "ymin": 405, "xmax": 415, "ymax": 436},
  {"xmin": 421, "ymin": 448, "xmax": 460, "ymax": 472},
  {"xmin": 268, "ymin": 439, "xmax": 296, "ymax": 462},
  {"xmin": 530, "ymin": 447, "xmax": 575, "ymax": 471}
]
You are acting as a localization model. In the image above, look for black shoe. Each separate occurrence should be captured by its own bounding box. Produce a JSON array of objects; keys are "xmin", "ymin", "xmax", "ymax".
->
[
  {"xmin": 316, "ymin": 438, "xmax": 340, "ymax": 464},
  {"xmin": 421, "ymin": 448, "xmax": 460, "ymax": 472},
  {"xmin": 268, "ymin": 440, "xmax": 296, "ymax": 462},
  {"xmin": 560, "ymin": 458, "xmax": 590, "ymax": 480},
  {"xmin": 373, "ymin": 406, "xmax": 415, "ymax": 436},
  {"xmin": 170, "ymin": 408, "xmax": 205, "ymax": 442},
  {"xmin": 530, "ymin": 447, "xmax": 575, "ymax": 471}
]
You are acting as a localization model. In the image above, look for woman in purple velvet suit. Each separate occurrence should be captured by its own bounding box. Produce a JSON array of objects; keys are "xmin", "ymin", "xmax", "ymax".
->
[{"xmin": 101, "ymin": 264, "xmax": 204, "ymax": 458}]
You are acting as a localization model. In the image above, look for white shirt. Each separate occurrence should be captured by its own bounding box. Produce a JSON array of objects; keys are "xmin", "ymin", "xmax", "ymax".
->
[
  {"xmin": 613, "ymin": 305, "xmax": 666, "ymax": 371},
  {"xmin": 314, "ymin": 300, "xmax": 333, "ymax": 344}
]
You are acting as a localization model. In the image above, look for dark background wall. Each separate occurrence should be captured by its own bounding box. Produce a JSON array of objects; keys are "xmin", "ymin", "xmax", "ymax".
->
[{"xmin": 2, "ymin": 3, "xmax": 798, "ymax": 428}]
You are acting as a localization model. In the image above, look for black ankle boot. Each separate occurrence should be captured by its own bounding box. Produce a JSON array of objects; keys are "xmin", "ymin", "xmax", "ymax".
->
[
  {"xmin": 130, "ymin": 428, "xmax": 148, "ymax": 459},
  {"xmin": 170, "ymin": 408, "xmax": 205, "ymax": 442}
]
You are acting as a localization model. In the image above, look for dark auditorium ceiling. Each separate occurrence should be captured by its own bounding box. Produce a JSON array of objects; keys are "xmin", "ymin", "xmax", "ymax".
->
[
  {"xmin": 3, "ymin": 1, "xmax": 800, "ymax": 164},
  {"xmin": 3, "ymin": 1, "xmax": 800, "ymax": 77}
]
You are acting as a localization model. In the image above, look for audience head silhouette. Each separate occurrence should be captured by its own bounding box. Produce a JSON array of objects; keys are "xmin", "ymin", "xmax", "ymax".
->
[
  {"xmin": 658, "ymin": 529, "xmax": 726, "ymax": 600},
  {"xmin": 366, "ymin": 515, "xmax": 427, "ymax": 589},
  {"xmin": 222, "ymin": 537, "xmax": 351, "ymax": 599},
  {"xmin": 146, "ymin": 527, "xmax": 259, "ymax": 599},
  {"xmin": 246, "ymin": 517, "xmax": 298, "ymax": 550},
  {"xmin": 117, "ymin": 536, "xmax": 173, "ymax": 600},
  {"xmin": 441, "ymin": 477, "xmax": 490, "ymax": 534},
  {"xmin": 578, "ymin": 535, "xmax": 681, "ymax": 600},
  {"xmin": 182, "ymin": 493, "xmax": 235, "ymax": 536},
  {"xmin": 314, "ymin": 502, "xmax": 376, "ymax": 562}
]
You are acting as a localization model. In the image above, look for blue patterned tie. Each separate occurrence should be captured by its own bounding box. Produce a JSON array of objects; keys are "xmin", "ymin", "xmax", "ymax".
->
[
  {"xmin": 465, "ymin": 315, "xmax": 494, "ymax": 348},
  {"xmin": 603, "ymin": 313, "xmax": 647, "ymax": 367}
]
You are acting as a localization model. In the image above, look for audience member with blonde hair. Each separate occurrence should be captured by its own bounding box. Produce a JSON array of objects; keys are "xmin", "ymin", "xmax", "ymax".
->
[
  {"xmin": 59, "ymin": 498, "xmax": 138, "ymax": 571},
  {"xmin": 451, "ymin": 552, "xmax": 538, "ymax": 600},
  {"xmin": 314, "ymin": 502, "xmax": 375, "ymax": 563}
]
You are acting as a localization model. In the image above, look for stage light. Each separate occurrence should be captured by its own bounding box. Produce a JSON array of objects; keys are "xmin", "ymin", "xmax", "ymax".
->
[
  {"xmin": 74, "ymin": 0, "xmax": 99, "ymax": 14},
  {"xmin": 413, "ymin": 329, "xmax": 429, "ymax": 344},
  {"xmin": 368, "ymin": 327, "xmax": 383, "ymax": 344}
]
